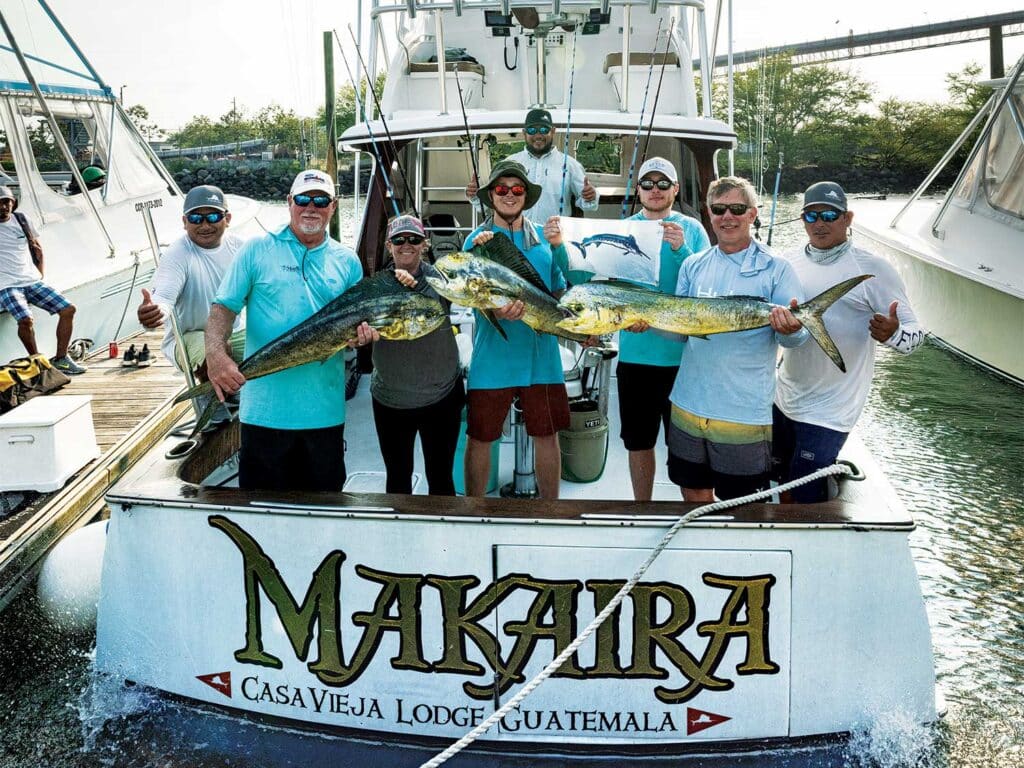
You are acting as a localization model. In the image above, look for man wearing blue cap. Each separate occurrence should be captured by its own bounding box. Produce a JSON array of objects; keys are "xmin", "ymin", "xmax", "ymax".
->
[{"xmin": 774, "ymin": 181, "xmax": 924, "ymax": 502}]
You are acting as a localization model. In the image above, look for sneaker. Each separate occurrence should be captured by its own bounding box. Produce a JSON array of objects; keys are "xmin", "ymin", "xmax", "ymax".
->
[
  {"xmin": 121, "ymin": 344, "xmax": 137, "ymax": 367},
  {"xmin": 136, "ymin": 344, "xmax": 152, "ymax": 367},
  {"xmin": 51, "ymin": 355, "xmax": 87, "ymax": 375}
]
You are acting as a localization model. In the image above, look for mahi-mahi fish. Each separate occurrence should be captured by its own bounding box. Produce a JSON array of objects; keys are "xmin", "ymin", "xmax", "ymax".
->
[
  {"xmin": 556, "ymin": 275, "xmax": 874, "ymax": 372},
  {"xmin": 175, "ymin": 270, "xmax": 448, "ymax": 431},
  {"xmin": 424, "ymin": 232, "xmax": 590, "ymax": 343},
  {"xmin": 571, "ymin": 233, "xmax": 649, "ymax": 260}
]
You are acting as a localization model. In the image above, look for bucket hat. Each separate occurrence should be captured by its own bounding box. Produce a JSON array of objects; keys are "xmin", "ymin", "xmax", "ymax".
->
[
  {"xmin": 476, "ymin": 159, "xmax": 542, "ymax": 211},
  {"xmin": 0, "ymin": 185, "xmax": 16, "ymax": 210}
]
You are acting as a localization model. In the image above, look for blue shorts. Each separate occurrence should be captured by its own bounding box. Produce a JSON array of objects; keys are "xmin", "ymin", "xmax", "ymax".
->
[
  {"xmin": 771, "ymin": 405, "xmax": 850, "ymax": 503},
  {"xmin": 0, "ymin": 282, "xmax": 71, "ymax": 322}
]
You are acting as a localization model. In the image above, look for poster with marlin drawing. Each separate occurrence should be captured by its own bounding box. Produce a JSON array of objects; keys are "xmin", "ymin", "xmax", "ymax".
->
[{"xmin": 559, "ymin": 217, "xmax": 662, "ymax": 286}]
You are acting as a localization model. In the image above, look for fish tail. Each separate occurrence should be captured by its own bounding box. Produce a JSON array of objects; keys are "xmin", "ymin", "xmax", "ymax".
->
[
  {"xmin": 188, "ymin": 395, "xmax": 222, "ymax": 438},
  {"xmin": 572, "ymin": 240, "xmax": 586, "ymax": 258},
  {"xmin": 174, "ymin": 380, "xmax": 214, "ymax": 405},
  {"xmin": 796, "ymin": 274, "xmax": 873, "ymax": 372}
]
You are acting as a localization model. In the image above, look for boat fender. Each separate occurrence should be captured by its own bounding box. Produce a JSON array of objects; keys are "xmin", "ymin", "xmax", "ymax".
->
[{"xmin": 36, "ymin": 520, "xmax": 107, "ymax": 634}]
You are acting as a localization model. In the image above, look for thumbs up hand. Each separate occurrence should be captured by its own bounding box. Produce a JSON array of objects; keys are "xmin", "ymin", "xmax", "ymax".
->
[
  {"xmin": 581, "ymin": 175, "xmax": 597, "ymax": 202},
  {"xmin": 137, "ymin": 287, "xmax": 164, "ymax": 328},
  {"xmin": 869, "ymin": 300, "xmax": 900, "ymax": 342}
]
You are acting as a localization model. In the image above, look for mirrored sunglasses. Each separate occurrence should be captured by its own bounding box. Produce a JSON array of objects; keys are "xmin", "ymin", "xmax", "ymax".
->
[
  {"xmin": 639, "ymin": 178, "xmax": 675, "ymax": 191},
  {"xmin": 801, "ymin": 209, "xmax": 843, "ymax": 224},
  {"xmin": 525, "ymin": 125, "xmax": 551, "ymax": 135},
  {"xmin": 390, "ymin": 235, "xmax": 424, "ymax": 246},
  {"xmin": 709, "ymin": 202, "xmax": 751, "ymax": 216},
  {"xmin": 493, "ymin": 184, "xmax": 526, "ymax": 197},
  {"xmin": 293, "ymin": 193, "xmax": 333, "ymax": 208},
  {"xmin": 186, "ymin": 211, "xmax": 226, "ymax": 225}
]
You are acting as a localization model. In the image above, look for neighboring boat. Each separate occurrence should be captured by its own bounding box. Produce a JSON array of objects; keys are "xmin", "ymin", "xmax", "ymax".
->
[
  {"xmin": 853, "ymin": 56, "xmax": 1024, "ymax": 385},
  {"xmin": 0, "ymin": 1, "xmax": 264, "ymax": 364},
  {"xmin": 94, "ymin": 0, "xmax": 938, "ymax": 760}
]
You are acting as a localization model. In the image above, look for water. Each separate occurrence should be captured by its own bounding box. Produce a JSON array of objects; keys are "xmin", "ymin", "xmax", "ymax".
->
[{"xmin": 0, "ymin": 197, "xmax": 1021, "ymax": 767}]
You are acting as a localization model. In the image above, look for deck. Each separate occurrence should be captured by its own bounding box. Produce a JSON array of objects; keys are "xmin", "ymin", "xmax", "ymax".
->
[{"xmin": 0, "ymin": 329, "xmax": 190, "ymax": 611}]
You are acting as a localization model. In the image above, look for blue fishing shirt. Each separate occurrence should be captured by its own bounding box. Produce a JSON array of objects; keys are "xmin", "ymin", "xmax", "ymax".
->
[
  {"xmin": 215, "ymin": 224, "xmax": 363, "ymax": 430},
  {"xmin": 669, "ymin": 240, "xmax": 808, "ymax": 426},
  {"xmin": 462, "ymin": 223, "xmax": 566, "ymax": 390},
  {"xmin": 619, "ymin": 211, "xmax": 710, "ymax": 367}
]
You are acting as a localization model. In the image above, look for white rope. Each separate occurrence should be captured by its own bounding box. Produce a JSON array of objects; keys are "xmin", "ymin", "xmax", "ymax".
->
[{"xmin": 418, "ymin": 462, "xmax": 855, "ymax": 768}]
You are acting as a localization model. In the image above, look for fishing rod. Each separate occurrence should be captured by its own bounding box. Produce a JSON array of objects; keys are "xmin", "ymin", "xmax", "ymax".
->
[
  {"xmin": 629, "ymin": 17, "xmax": 675, "ymax": 217},
  {"xmin": 620, "ymin": 17, "xmax": 663, "ymax": 219},
  {"xmin": 451, "ymin": 62, "xmax": 480, "ymax": 193},
  {"xmin": 347, "ymin": 24, "xmax": 420, "ymax": 219},
  {"xmin": 766, "ymin": 152, "xmax": 783, "ymax": 246},
  {"xmin": 558, "ymin": 26, "xmax": 579, "ymax": 217},
  {"xmin": 334, "ymin": 30, "xmax": 400, "ymax": 218}
]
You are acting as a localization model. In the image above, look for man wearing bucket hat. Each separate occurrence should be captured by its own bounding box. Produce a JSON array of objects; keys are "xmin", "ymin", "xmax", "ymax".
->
[
  {"xmin": 136, "ymin": 184, "xmax": 245, "ymax": 377},
  {"xmin": 773, "ymin": 181, "xmax": 923, "ymax": 502},
  {"xmin": 465, "ymin": 108, "xmax": 599, "ymax": 223},
  {"xmin": 371, "ymin": 214, "xmax": 464, "ymax": 495},
  {"xmin": 0, "ymin": 186, "xmax": 86, "ymax": 373},
  {"xmin": 461, "ymin": 159, "xmax": 571, "ymax": 499},
  {"xmin": 206, "ymin": 169, "xmax": 367, "ymax": 492}
]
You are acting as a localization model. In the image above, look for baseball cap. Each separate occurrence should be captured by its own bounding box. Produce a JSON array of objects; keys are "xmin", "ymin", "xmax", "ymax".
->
[
  {"xmin": 638, "ymin": 157, "xmax": 678, "ymax": 184},
  {"xmin": 291, "ymin": 169, "xmax": 335, "ymax": 197},
  {"xmin": 0, "ymin": 186, "xmax": 14, "ymax": 201},
  {"xmin": 803, "ymin": 181, "xmax": 847, "ymax": 212},
  {"xmin": 524, "ymin": 108, "xmax": 553, "ymax": 129},
  {"xmin": 387, "ymin": 215, "xmax": 426, "ymax": 239},
  {"xmin": 183, "ymin": 185, "xmax": 227, "ymax": 213}
]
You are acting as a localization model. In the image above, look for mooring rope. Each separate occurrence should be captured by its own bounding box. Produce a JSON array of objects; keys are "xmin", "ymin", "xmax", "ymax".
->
[{"xmin": 418, "ymin": 461, "xmax": 856, "ymax": 768}]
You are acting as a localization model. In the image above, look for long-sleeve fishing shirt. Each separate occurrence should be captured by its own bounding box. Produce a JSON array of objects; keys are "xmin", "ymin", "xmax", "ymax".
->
[{"xmin": 669, "ymin": 240, "xmax": 808, "ymax": 426}]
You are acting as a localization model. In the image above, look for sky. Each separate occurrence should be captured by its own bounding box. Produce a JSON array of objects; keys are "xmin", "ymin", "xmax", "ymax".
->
[{"xmin": 36, "ymin": 1, "xmax": 1024, "ymax": 132}]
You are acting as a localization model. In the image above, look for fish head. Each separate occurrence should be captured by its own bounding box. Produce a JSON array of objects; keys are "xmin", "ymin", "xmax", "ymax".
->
[
  {"xmin": 556, "ymin": 285, "xmax": 625, "ymax": 335},
  {"xmin": 427, "ymin": 251, "xmax": 508, "ymax": 309}
]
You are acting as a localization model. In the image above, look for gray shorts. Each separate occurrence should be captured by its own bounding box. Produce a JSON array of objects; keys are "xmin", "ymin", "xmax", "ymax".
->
[{"xmin": 666, "ymin": 407, "xmax": 772, "ymax": 476}]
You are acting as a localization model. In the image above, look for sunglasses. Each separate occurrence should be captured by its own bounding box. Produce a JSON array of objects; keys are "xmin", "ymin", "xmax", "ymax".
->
[
  {"xmin": 186, "ymin": 211, "xmax": 226, "ymax": 225},
  {"xmin": 493, "ymin": 184, "xmax": 526, "ymax": 197},
  {"xmin": 293, "ymin": 193, "xmax": 333, "ymax": 208},
  {"xmin": 801, "ymin": 209, "xmax": 843, "ymax": 224},
  {"xmin": 639, "ymin": 178, "xmax": 675, "ymax": 191},
  {"xmin": 709, "ymin": 202, "xmax": 752, "ymax": 216},
  {"xmin": 390, "ymin": 235, "xmax": 424, "ymax": 246},
  {"xmin": 525, "ymin": 125, "xmax": 551, "ymax": 135}
]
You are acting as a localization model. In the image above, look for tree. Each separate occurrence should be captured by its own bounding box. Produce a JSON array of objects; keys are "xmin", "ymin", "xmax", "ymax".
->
[{"xmin": 125, "ymin": 104, "xmax": 163, "ymax": 141}]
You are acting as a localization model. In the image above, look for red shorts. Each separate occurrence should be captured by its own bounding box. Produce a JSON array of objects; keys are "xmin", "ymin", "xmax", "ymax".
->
[{"xmin": 467, "ymin": 384, "xmax": 570, "ymax": 442}]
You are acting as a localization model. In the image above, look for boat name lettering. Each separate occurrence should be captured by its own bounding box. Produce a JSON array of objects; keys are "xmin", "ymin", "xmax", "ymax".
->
[
  {"xmin": 133, "ymin": 199, "xmax": 163, "ymax": 212},
  {"xmin": 212, "ymin": 515, "xmax": 780, "ymax": 705},
  {"xmin": 240, "ymin": 676, "xmax": 384, "ymax": 718}
]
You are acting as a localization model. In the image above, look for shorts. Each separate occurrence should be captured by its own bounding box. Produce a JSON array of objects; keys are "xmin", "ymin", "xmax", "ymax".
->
[
  {"xmin": 771, "ymin": 405, "xmax": 849, "ymax": 503},
  {"xmin": 239, "ymin": 422, "xmax": 346, "ymax": 492},
  {"xmin": 0, "ymin": 282, "xmax": 70, "ymax": 322},
  {"xmin": 467, "ymin": 384, "xmax": 570, "ymax": 442},
  {"xmin": 666, "ymin": 406, "xmax": 771, "ymax": 500},
  {"xmin": 616, "ymin": 362, "xmax": 678, "ymax": 451}
]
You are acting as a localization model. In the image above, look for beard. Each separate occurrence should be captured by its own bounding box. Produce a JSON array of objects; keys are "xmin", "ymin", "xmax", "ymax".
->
[
  {"xmin": 526, "ymin": 138, "xmax": 553, "ymax": 157},
  {"xmin": 298, "ymin": 221, "xmax": 325, "ymax": 235}
]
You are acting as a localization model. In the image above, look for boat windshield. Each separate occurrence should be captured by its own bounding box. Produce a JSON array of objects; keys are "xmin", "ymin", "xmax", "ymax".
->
[{"xmin": 955, "ymin": 89, "xmax": 1024, "ymax": 221}]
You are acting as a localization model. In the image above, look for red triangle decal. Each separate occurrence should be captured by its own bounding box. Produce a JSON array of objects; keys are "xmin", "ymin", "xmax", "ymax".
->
[
  {"xmin": 196, "ymin": 671, "xmax": 232, "ymax": 698},
  {"xmin": 686, "ymin": 707, "xmax": 730, "ymax": 735}
]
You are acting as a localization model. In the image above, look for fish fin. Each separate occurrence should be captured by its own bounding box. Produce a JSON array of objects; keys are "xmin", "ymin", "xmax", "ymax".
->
[
  {"xmin": 689, "ymin": 334, "xmax": 710, "ymax": 341},
  {"xmin": 174, "ymin": 380, "xmax": 214, "ymax": 405},
  {"xmin": 572, "ymin": 240, "xmax": 586, "ymax": 257},
  {"xmin": 796, "ymin": 274, "xmax": 874, "ymax": 372},
  {"xmin": 188, "ymin": 396, "xmax": 221, "ymax": 439},
  {"xmin": 721, "ymin": 294, "xmax": 771, "ymax": 303},
  {"xmin": 478, "ymin": 232, "xmax": 551, "ymax": 295},
  {"xmin": 481, "ymin": 309, "xmax": 509, "ymax": 340}
]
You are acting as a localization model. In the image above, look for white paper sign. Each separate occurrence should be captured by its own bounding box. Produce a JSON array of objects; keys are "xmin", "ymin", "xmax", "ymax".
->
[{"xmin": 559, "ymin": 217, "xmax": 663, "ymax": 286}]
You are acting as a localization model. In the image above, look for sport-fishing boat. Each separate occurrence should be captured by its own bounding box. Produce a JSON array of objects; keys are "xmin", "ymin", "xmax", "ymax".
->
[
  {"xmin": 93, "ymin": 1, "xmax": 938, "ymax": 761},
  {"xmin": 853, "ymin": 56, "xmax": 1024, "ymax": 385},
  {"xmin": 0, "ymin": 1, "xmax": 263, "ymax": 364}
]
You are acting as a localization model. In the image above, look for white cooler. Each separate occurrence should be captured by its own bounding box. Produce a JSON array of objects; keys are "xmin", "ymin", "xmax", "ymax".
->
[{"xmin": 0, "ymin": 395, "xmax": 99, "ymax": 492}]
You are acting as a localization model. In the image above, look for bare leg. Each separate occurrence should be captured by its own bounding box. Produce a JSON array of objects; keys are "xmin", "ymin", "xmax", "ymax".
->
[
  {"xmin": 534, "ymin": 434, "xmax": 562, "ymax": 500},
  {"xmin": 55, "ymin": 305, "xmax": 75, "ymax": 358},
  {"xmin": 628, "ymin": 448, "xmax": 656, "ymax": 502},
  {"xmin": 17, "ymin": 317, "xmax": 38, "ymax": 356},
  {"xmin": 464, "ymin": 437, "xmax": 493, "ymax": 497},
  {"xmin": 683, "ymin": 487, "xmax": 714, "ymax": 502}
]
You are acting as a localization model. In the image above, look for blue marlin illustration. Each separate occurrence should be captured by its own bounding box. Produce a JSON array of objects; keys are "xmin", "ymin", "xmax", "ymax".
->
[{"xmin": 571, "ymin": 233, "xmax": 650, "ymax": 260}]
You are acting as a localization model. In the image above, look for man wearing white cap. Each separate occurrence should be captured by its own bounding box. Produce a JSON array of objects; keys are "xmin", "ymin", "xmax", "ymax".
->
[
  {"xmin": 0, "ymin": 185, "xmax": 85, "ymax": 373},
  {"xmin": 774, "ymin": 181, "xmax": 924, "ymax": 502},
  {"xmin": 616, "ymin": 157, "xmax": 711, "ymax": 501},
  {"xmin": 136, "ymin": 184, "xmax": 245, "ymax": 374},
  {"xmin": 206, "ymin": 169, "xmax": 367, "ymax": 492}
]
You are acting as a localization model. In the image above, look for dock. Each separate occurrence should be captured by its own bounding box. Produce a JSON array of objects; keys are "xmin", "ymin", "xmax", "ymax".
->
[{"xmin": 0, "ymin": 329, "xmax": 191, "ymax": 611}]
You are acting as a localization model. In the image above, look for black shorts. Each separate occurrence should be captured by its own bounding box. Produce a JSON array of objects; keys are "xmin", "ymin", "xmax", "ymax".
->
[
  {"xmin": 239, "ymin": 422, "xmax": 346, "ymax": 492},
  {"xmin": 616, "ymin": 362, "xmax": 678, "ymax": 451}
]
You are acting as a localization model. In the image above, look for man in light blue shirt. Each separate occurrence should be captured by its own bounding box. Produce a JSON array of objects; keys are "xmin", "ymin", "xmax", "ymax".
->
[
  {"xmin": 205, "ymin": 169, "xmax": 365, "ymax": 492},
  {"xmin": 667, "ymin": 176, "xmax": 807, "ymax": 502}
]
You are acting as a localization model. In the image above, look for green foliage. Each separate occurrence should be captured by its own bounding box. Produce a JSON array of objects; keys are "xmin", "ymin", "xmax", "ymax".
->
[
  {"xmin": 576, "ymin": 135, "xmax": 621, "ymax": 174},
  {"xmin": 125, "ymin": 104, "xmax": 163, "ymax": 141}
]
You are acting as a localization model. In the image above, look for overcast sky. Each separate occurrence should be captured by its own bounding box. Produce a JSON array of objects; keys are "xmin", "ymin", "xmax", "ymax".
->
[{"xmin": 41, "ymin": 1, "xmax": 1024, "ymax": 131}]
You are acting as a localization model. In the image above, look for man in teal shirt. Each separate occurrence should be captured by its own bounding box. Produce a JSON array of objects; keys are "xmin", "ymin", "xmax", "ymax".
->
[{"xmin": 206, "ymin": 169, "xmax": 365, "ymax": 492}]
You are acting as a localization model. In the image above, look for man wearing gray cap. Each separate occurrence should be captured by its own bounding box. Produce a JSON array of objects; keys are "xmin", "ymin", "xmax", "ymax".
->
[
  {"xmin": 0, "ymin": 185, "xmax": 85, "ymax": 373},
  {"xmin": 136, "ymin": 184, "xmax": 245, "ymax": 374},
  {"xmin": 774, "ymin": 181, "xmax": 924, "ymax": 502}
]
